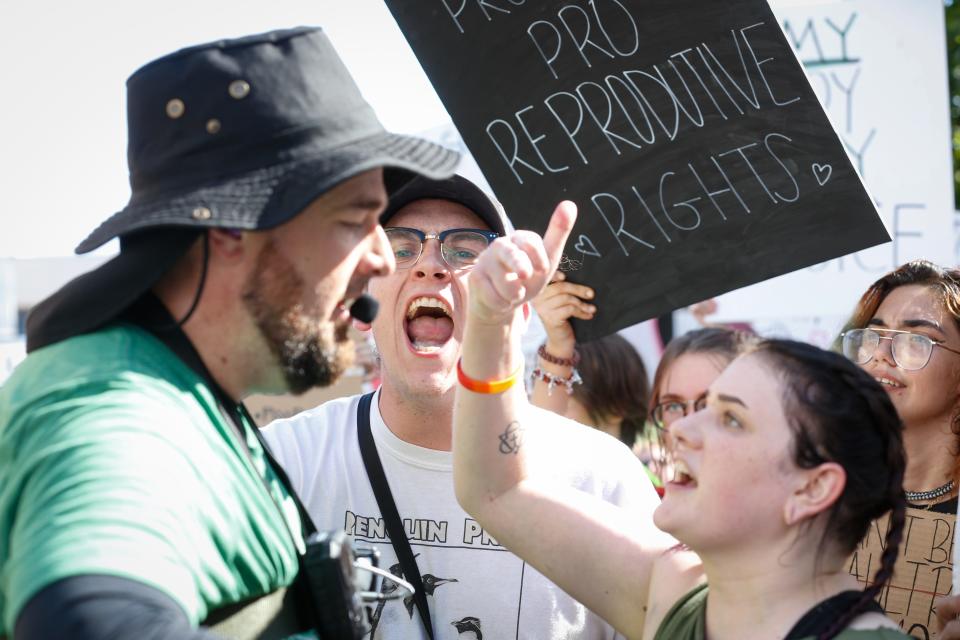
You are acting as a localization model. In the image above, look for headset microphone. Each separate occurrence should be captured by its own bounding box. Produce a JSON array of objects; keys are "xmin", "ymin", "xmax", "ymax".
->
[{"xmin": 348, "ymin": 293, "xmax": 379, "ymax": 324}]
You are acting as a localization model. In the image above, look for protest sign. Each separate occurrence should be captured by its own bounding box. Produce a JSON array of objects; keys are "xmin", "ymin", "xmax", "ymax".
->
[
  {"xmin": 714, "ymin": 0, "xmax": 955, "ymax": 321},
  {"xmin": 384, "ymin": 0, "xmax": 889, "ymax": 341},
  {"xmin": 850, "ymin": 507, "xmax": 954, "ymax": 639}
]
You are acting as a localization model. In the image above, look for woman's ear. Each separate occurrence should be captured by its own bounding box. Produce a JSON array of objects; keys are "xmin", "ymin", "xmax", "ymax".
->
[{"xmin": 783, "ymin": 462, "xmax": 846, "ymax": 526}]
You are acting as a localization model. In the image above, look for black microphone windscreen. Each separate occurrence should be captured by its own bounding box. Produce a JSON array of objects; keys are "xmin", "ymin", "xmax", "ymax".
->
[{"xmin": 349, "ymin": 294, "xmax": 379, "ymax": 324}]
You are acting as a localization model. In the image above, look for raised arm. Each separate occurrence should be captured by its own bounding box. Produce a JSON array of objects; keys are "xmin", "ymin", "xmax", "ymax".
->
[
  {"xmin": 529, "ymin": 271, "xmax": 595, "ymax": 415},
  {"xmin": 453, "ymin": 202, "xmax": 678, "ymax": 639}
]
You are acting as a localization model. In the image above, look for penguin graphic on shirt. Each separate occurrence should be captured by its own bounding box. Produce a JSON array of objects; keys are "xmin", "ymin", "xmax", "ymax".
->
[
  {"xmin": 402, "ymin": 573, "xmax": 459, "ymax": 617},
  {"xmin": 452, "ymin": 616, "xmax": 482, "ymax": 639},
  {"xmin": 366, "ymin": 556, "xmax": 459, "ymax": 637},
  {"xmin": 367, "ymin": 561, "xmax": 404, "ymax": 637}
]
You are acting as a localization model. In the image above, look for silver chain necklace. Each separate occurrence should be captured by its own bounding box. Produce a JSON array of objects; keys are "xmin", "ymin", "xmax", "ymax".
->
[{"xmin": 905, "ymin": 480, "xmax": 955, "ymax": 502}]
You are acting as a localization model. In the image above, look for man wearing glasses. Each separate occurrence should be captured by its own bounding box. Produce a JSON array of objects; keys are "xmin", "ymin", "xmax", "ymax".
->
[{"xmin": 262, "ymin": 175, "xmax": 659, "ymax": 639}]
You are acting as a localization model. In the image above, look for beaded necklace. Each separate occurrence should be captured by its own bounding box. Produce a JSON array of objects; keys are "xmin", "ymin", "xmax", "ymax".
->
[{"xmin": 905, "ymin": 480, "xmax": 954, "ymax": 502}]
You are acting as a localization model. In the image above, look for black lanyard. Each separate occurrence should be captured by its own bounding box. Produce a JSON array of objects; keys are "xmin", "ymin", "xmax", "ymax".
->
[
  {"xmin": 126, "ymin": 297, "xmax": 320, "ymax": 630},
  {"xmin": 130, "ymin": 297, "xmax": 317, "ymax": 540},
  {"xmin": 356, "ymin": 392, "xmax": 434, "ymax": 640}
]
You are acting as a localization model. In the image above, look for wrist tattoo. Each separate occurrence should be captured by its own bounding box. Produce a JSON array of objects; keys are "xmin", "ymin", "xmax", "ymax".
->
[{"xmin": 498, "ymin": 421, "xmax": 525, "ymax": 455}]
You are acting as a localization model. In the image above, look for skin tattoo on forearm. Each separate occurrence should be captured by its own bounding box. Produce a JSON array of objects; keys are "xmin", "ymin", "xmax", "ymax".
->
[{"xmin": 498, "ymin": 421, "xmax": 525, "ymax": 455}]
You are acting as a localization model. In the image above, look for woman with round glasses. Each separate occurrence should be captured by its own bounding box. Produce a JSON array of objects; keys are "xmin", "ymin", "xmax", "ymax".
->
[
  {"xmin": 839, "ymin": 260, "xmax": 960, "ymax": 512},
  {"xmin": 647, "ymin": 328, "xmax": 759, "ymax": 483},
  {"xmin": 527, "ymin": 283, "xmax": 753, "ymax": 488}
]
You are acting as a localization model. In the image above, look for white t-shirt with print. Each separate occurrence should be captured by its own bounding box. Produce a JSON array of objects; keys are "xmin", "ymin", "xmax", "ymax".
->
[{"xmin": 262, "ymin": 391, "xmax": 658, "ymax": 640}]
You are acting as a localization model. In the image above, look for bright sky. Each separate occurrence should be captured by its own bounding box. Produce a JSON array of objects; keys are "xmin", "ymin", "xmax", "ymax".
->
[{"xmin": 0, "ymin": 0, "xmax": 452, "ymax": 259}]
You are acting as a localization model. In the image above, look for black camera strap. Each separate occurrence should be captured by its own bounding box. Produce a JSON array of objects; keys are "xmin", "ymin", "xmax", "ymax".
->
[
  {"xmin": 133, "ymin": 297, "xmax": 319, "ymax": 539},
  {"xmin": 127, "ymin": 296, "xmax": 319, "ymax": 635},
  {"xmin": 356, "ymin": 392, "xmax": 435, "ymax": 640}
]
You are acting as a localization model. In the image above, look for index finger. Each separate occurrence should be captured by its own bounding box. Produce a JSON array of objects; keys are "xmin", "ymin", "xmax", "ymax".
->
[{"xmin": 543, "ymin": 201, "xmax": 578, "ymax": 275}]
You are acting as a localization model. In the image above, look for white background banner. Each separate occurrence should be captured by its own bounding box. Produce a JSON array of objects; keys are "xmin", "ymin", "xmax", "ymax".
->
[{"xmin": 714, "ymin": 0, "xmax": 955, "ymax": 321}]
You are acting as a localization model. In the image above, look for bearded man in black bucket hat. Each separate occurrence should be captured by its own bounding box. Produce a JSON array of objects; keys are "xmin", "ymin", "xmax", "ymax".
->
[{"xmin": 0, "ymin": 27, "xmax": 458, "ymax": 640}]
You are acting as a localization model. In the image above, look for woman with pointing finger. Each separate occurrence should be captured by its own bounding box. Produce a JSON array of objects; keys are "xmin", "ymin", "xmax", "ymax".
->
[{"xmin": 454, "ymin": 202, "xmax": 910, "ymax": 640}]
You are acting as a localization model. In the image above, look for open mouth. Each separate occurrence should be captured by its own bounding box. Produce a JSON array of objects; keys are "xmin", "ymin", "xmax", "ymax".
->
[
  {"xmin": 874, "ymin": 376, "xmax": 905, "ymax": 390},
  {"xmin": 334, "ymin": 283, "xmax": 367, "ymax": 322},
  {"xmin": 405, "ymin": 296, "xmax": 454, "ymax": 353},
  {"xmin": 668, "ymin": 460, "xmax": 697, "ymax": 488}
]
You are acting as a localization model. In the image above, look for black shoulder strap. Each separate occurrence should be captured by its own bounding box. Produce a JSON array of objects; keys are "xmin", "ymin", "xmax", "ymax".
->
[
  {"xmin": 121, "ymin": 295, "xmax": 318, "ymax": 632},
  {"xmin": 783, "ymin": 590, "xmax": 883, "ymax": 640},
  {"xmin": 240, "ymin": 402, "xmax": 318, "ymax": 537},
  {"xmin": 136, "ymin": 298, "xmax": 319, "ymax": 539},
  {"xmin": 356, "ymin": 392, "xmax": 434, "ymax": 640}
]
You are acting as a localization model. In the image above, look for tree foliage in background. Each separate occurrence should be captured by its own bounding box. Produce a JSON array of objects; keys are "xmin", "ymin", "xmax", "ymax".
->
[{"xmin": 948, "ymin": 0, "xmax": 960, "ymax": 207}]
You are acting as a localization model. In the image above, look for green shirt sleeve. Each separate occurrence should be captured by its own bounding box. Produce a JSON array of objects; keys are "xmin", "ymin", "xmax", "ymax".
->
[
  {"xmin": 2, "ymin": 375, "xmax": 299, "ymax": 634},
  {"xmin": 4, "ymin": 380, "xmax": 221, "ymax": 629}
]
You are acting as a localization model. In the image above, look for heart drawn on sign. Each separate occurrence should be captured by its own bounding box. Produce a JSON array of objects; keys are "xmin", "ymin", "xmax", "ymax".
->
[
  {"xmin": 812, "ymin": 163, "xmax": 833, "ymax": 186},
  {"xmin": 573, "ymin": 234, "xmax": 601, "ymax": 258}
]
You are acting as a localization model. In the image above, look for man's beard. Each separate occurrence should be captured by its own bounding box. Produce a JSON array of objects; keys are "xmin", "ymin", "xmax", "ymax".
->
[{"xmin": 242, "ymin": 240, "xmax": 354, "ymax": 394}]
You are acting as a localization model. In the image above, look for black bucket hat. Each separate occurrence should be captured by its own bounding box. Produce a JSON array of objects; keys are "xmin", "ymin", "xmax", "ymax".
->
[
  {"xmin": 26, "ymin": 26, "xmax": 459, "ymax": 352},
  {"xmin": 381, "ymin": 174, "xmax": 508, "ymax": 237}
]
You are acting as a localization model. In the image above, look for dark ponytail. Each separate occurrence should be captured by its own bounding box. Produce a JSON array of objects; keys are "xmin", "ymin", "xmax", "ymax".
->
[
  {"xmin": 751, "ymin": 340, "xmax": 907, "ymax": 640},
  {"xmin": 818, "ymin": 415, "xmax": 906, "ymax": 640},
  {"xmin": 571, "ymin": 334, "xmax": 649, "ymax": 447}
]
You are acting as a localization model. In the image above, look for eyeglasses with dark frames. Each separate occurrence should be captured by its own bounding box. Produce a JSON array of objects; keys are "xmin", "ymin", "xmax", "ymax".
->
[{"xmin": 385, "ymin": 227, "xmax": 500, "ymax": 270}]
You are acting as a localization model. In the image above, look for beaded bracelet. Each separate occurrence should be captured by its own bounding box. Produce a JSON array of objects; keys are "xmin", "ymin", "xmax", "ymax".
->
[
  {"xmin": 530, "ymin": 366, "xmax": 582, "ymax": 396},
  {"xmin": 537, "ymin": 343, "xmax": 580, "ymax": 367}
]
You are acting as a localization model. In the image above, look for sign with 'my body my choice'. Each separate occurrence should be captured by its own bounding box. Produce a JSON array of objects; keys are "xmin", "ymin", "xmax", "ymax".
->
[{"xmin": 385, "ymin": 0, "xmax": 889, "ymax": 341}]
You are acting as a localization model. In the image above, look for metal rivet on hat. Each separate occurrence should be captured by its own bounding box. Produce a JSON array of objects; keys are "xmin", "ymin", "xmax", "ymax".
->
[
  {"xmin": 228, "ymin": 79, "xmax": 251, "ymax": 99},
  {"xmin": 192, "ymin": 206, "xmax": 213, "ymax": 221},
  {"xmin": 165, "ymin": 98, "xmax": 185, "ymax": 119},
  {"xmin": 206, "ymin": 119, "xmax": 221, "ymax": 134}
]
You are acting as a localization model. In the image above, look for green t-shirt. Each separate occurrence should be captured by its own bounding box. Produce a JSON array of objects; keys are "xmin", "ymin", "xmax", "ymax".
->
[
  {"xmin": 654, "ymin": 583, "xmax": 912, "ymax": 640},
  {"xmin": 0, "ymin": 325, "xmax": 303, "ymax": 635}
]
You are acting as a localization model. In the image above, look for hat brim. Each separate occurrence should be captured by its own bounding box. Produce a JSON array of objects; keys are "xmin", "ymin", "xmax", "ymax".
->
[
  {"xmin": 26, "ymin": 228, "xmax": 202, "ymax": 352},
  {"xmin": 76, "ymin": 131, "xmax": 459, "ymax": 253}
]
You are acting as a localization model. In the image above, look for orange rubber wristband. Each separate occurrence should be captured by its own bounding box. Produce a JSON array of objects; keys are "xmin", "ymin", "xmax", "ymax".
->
[{"xmin": 457, "ymin": 358, "xmax": 523, "ymax": 394}]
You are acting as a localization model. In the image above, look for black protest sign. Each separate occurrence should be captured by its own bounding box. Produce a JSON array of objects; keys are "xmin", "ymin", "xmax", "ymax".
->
[{"xmin": 384, "ymin": 0, "xmax": 890, "ymax": 341}]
